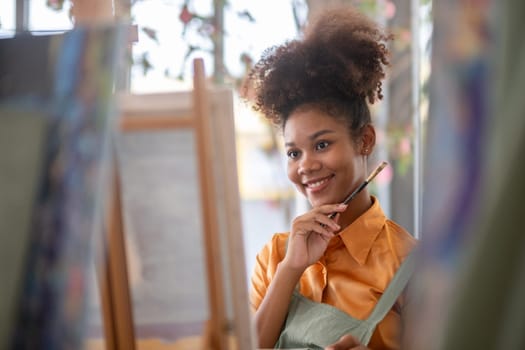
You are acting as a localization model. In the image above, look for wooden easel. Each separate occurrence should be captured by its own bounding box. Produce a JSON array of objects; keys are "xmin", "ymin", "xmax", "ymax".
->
[
  {"xmin": 97, "ymin": 58, "xmax": 256, "ymax": 350},
  {"xmin": 69, "ymin": 2, "xmax": 254, "ymax": 348}
]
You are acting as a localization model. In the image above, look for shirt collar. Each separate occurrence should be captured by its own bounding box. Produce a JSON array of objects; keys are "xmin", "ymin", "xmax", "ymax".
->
[{"xmin": 338, "ymin": 196, "xmax": 386, "ymax": 266}]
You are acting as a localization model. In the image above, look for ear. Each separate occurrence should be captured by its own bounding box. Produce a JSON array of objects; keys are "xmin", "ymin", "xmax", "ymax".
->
[{"xmin": 360, "ymin": 124, "xmax": 376, "ymax": 156}]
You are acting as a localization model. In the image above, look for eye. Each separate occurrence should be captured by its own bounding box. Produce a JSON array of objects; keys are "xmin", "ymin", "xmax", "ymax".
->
[
  {"xmin": 315, "ymin": 141, "xmax": 330, "ymax": 151},
  {"xmin": 287, "ymin": 149, "xmax": 300, "ymax": 159}
]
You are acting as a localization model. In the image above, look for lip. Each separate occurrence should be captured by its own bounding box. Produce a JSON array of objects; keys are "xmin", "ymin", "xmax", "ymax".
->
[{"xmin": 302, "ymin": 174, "xmax": 334, "ymax": 194}]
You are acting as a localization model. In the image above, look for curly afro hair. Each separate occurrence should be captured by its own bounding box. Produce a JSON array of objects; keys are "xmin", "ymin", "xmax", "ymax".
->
[{"xmin": 248, "ymin": 6, "xmax": 392, "ymax": 137}]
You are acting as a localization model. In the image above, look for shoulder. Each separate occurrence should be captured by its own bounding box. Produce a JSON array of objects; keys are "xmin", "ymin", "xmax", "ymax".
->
[
  {"xmin": 367, "ymin": 196, "xmax": 417, "ymax": 262},
  {"xmin": 250, "ymin": 232, "xmax": 290, "ymax": 310},
  {"xmin": 258, "ymin": 232, "xmax": 289, "ymax": 262},
  {"xmin": 384, "ymin": 219, "xmax": 418, "ymax": 264}
]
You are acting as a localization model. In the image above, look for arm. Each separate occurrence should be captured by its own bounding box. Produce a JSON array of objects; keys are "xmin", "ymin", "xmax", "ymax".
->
[
  {"xmin": 254, "ymin": 261, "xmax": 304, "ymax": 348},
  {"xmin": 254, "ymin": 203, "xmax": 347, "ymax": 348}
]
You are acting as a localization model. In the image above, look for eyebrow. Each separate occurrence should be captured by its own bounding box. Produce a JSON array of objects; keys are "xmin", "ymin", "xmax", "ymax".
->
[{"xmin": 285, "ymin": 129, "xmax": 336, "ymax": 147}]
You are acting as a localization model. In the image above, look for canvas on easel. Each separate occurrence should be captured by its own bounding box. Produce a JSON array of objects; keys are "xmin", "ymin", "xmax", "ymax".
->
[
  {"xmin": 0, "ymin": 25, "xmax": 126, "ymax": 349},
  {"xmin": 93, "ymin": 58, "xmax": 256, "ymax": 350}
]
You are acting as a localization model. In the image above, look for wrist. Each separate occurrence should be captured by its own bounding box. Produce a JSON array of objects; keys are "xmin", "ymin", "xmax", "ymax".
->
[{"xmin": 278, "ymin": 258, "xmax": 306, "ymax": 280}]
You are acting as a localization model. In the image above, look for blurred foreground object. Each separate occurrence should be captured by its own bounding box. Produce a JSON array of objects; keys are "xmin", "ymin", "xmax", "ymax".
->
[
  {"xmin": 0, "ymin": 25, "xmax": 126, "ymax": 349},
  {"xmin": 405, "ymin": 0, "xmax": 525, "ymax": 349}
]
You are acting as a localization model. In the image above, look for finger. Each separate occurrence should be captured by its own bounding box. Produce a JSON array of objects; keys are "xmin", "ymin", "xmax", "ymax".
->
[
  {"xmin": 294, "ymin": 204, "xmax": 346, "ymax": 229},
  {"xmin": 325, "ymin": 334, "xmax": 361, "ymax": 350},
  {"xmin": 312, "ymin": 213, "xmax": 341, "ymax": 231},
  {"xmin": 317, "ymin": 203, "xmax": 348, "ymax": 215},
  {"xmin": 316, "ymin": 231, "xmax": 335, "ymax": 242},
  {"xmin": 297, "ymin": 222, "xmax": 336, "ymax": 238},
  {"xmin": 332, "ymin": 212, "xmax": 341, "ymax": 225},
  {"xmin": 312, "ymin": 213, "xmax": 339, "ymax": 230},
  {"xmin": 291, "ymin": 230, "xmax": 332, "ymax": 246}
]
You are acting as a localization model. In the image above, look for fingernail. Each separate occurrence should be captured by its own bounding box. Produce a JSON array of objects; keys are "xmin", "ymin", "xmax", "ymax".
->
[{"xmin": 338, "ymin": 203, "xmax": 347, "ymax": 208}]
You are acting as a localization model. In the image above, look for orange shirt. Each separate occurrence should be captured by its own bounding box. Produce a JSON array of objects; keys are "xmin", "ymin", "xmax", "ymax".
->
[{"xmin": 250, "ymin": 196, "xmax": 417, "ymax": 350}]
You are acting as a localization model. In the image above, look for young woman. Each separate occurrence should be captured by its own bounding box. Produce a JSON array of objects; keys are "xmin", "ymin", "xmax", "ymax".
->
[{"xmin": 247, "ymin": 7, "xmax": 417, "ymax": 350}]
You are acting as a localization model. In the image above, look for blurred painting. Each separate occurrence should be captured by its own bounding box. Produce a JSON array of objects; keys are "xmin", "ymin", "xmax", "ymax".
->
[
  {"xmin": 0, "ymin": 26, "xmax": 125, "ymax": 349},
  {"xmin": 404, "ymin": 0, "xmax": 494, "ymax": 349}
]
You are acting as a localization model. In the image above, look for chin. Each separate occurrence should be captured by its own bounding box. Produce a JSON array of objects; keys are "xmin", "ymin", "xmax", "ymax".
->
[
  {"xmin": 308, "ymin": 195, "xmax": 334, "ymax": 208},
  {"xmin": 323, "ymin": 192, "xmax": 351, "ymax": 206}
]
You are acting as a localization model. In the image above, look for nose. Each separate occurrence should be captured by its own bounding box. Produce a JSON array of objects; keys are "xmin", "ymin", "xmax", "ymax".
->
[{"xmin": 298, "ymin": 152, "xmax": 321, "ymax": 175}]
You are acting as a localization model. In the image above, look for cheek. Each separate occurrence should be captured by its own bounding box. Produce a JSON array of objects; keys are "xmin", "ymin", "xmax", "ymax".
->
[{"xmin": 287, "ymin": 162, "xmax": 299, "ymax": 183}]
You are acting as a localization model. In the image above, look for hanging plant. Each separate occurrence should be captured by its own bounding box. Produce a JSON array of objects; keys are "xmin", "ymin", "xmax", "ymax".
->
[{"xmin": 46, "ymin": 0, "xmax": 66, "ymax": 11}]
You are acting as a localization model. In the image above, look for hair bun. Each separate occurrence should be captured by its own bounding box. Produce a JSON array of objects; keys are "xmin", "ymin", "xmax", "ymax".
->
[
  {"xmin": 248, "ymin": 6, "xmax": 391, "ymax": 127},
  {"xmin": 304, "ymin": 6, "xmax": 392, "ymax": 103}
]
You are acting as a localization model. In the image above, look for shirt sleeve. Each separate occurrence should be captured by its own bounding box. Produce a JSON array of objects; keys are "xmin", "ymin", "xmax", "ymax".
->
[{"xmin": 249, "ymin": 233, "xmax": 287, "ymax": 312}]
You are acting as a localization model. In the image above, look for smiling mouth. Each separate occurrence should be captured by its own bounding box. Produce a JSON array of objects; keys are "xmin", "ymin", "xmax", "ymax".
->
[{"xmin": 303, "ymin": 175, "xmax": 334, "ymax": 192}]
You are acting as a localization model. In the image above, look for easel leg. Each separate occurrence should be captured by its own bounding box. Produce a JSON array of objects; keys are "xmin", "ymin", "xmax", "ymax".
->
[{"xmin": 96, "ymin": 155, "xmax": 137, "ymax": 349}]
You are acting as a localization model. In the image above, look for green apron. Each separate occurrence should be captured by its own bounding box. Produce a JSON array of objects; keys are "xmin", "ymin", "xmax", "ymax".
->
[{"xmin": 275, "ymin": 252, "xmax": 416, "ymax": 349}]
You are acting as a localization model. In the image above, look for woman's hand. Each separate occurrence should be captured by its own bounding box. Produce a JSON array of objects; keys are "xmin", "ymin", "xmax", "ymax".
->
[
  {"xmin": 282, "ymin": 203, "xmax": 347, "ymax": 271},
  {"xmin": 325, "ymin": 334, "xmax": 370, "ymax": 350}
]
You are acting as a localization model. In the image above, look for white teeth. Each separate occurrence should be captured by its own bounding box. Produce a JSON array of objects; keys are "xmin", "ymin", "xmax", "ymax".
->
[{"xmin": 307, "ymin": 178, "xmax": 328, "ymax": 189}]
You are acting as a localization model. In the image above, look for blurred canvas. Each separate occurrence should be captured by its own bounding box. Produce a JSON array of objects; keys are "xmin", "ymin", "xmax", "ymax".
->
[
  {"xmin": 0, "ymin": 25, "xmax": 125, "ymax": 349},
  {"xmin": 404, "ymin": 0, "xmax": 525, "ymax": 349}
]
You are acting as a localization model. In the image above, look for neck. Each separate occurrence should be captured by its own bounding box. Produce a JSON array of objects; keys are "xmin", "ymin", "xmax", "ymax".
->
[{"xmin": 337, "ymin": 191, "xmax": 372, "ymax": 230}]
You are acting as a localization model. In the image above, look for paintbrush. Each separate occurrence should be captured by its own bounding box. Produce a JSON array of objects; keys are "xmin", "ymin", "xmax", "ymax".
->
[{"xmin": 328, "ymin": 161, "xmax": 388, "ymax": 219}]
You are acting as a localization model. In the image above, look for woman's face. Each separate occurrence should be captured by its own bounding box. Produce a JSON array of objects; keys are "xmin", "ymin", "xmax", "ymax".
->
[{"xmin": 284, "ymin": 107, "xmax": 367, "ymax": 207}]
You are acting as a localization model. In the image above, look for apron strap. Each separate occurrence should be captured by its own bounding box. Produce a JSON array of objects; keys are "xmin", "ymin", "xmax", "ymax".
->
[{"xmin": 365, "ymin": 251, "xmax": 417, "ymax": 327}]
